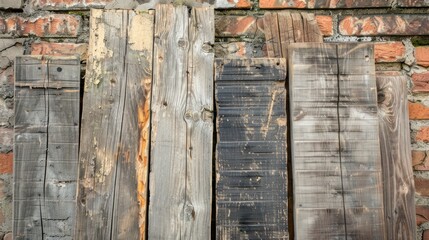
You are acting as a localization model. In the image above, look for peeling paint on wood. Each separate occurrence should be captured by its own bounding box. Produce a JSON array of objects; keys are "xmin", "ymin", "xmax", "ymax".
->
[
  {"xmin": 75, "ymin": 9, "xmax": 153, "ymax": 240},
  {"xmin": 215, "ymin": 58, "xmax": 288, "ymax": 239},
  {"xmin": 13, "ymin": 55, "xmax": 80, "ymax": 240}
]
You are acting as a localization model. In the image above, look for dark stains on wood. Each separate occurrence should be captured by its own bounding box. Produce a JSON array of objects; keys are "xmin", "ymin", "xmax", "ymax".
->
[
  {"xmin": 289, "ymin": 43, "xmax": 386, "ymax": 239},
  {"xmin": 215, "ymin": 58, "xmax": 288, "ymax": 239},
  {"xmin": 148, "ymin": 5, "xmax": 214, "ymax": 239},
  {"xmin": 13, "ymin": 56, "xmax": 80, "ymax": 240},
  {"xmin": 75, "ymin": 9, "xmax": 153, "ymax": 240},
  {"xmin": 377, "ymin": 71, "xmax": 417, "ymax": 240}
]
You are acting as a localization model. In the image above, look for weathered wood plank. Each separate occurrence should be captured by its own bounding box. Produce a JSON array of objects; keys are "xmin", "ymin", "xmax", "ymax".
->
[
  {"xmin": 13, "ymin": 56, "xmax": 80, "ymax": 240},
  {"xmin": 377, "ymin": 71, "xmax": 416, "ymax": 240},
  {"xmin": 215, "ymin": 58, "xmax": 288, "ymax": 239},
  {"xmin": 148, "ymin": 5, "xmax": 214, "ymax": 239},
  {"xmin": 75, "ymin": 9, "xmax": 153, "ymax": 240},
  {"xmin": 289, "ymin": 43, "xmax": 386, "ymax": 239}
]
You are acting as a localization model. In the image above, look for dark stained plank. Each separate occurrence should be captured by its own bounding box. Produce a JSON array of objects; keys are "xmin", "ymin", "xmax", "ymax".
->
[
  {"xmin": 377, "ymin": 71, "xmax": 416, "ymax": 240},
  {"xmin": 263, "ymin": 11, "xmax": 323, "ymax": 58},
  {"xmin": 148, "ymin": 5, "xmax": 214, "ymax": 239},
  {"xmin": 75, "ymin": 9, "xmax": 153, "ymax": 240},
  {"xmin": 215, "ymin": 58, "xmax": 288, "ymax": 239},
  {"xmin": 13, "ymin": 56, "xmax": 80, "ymax": 240},
  {"xmin": 289, "ymin": 43, "xmax": 386, "ymax": 240}
]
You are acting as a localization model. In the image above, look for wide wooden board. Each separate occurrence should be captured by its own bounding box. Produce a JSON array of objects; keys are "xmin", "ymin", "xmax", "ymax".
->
[
  {"xmin": 75, "ymin": 9, "xmax": 153, "ymax": 240},
  {"xmin": 377, "ymin": 72, "xmax": 416, "ymax": 240},
  {"xmin": 289, "ymin": 43, "xmax": 386, "ymax": 239},
  {"xmin": 148, "ymin": 5, "xmax": 214, "ymax": 239},
  {"xmin": 13, "ymin": 56, "xmax": 80, "ymax": 240},
  {"xmin": 215, "ymin": 58, "xmax": 288, "ymax": 239}
]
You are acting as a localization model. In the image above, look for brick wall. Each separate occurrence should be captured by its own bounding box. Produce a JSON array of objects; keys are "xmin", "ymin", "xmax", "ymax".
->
[{"xmin": 0, "ymin": 0, "xmax": 428, "ymax": 239}]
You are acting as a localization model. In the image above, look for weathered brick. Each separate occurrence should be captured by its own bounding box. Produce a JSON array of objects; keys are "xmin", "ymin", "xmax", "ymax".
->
[
  {"xmin": 374, "ymin": 42, "xmax": 406, "ymax": 63},
  {"xmin": 413, "ymin": 150, "xmax": 429, "ymax": 171},
  {"xmin": 0, "ymin": 0, "xmax": 23, "ymax": 9},
  {"xmin": 259, "ymin": 0, "xmax": 390, "ymax": 8},
  {"xmin": 409, "ymin": 102, "xmax": 429, "ymax": 120},
  {"xmin": 416, "ymin": 46, "xmax": 429, "ymax": 67},
  {"xmin": 339, "ymin": 15, "xmax": 429, "ymax": 36},
  {"xmin": 215, "ymin": 15, "xmax": 263, "ymax": 37},
  {"xmin": 315, "ymin": 15, "xmax": 333, "ymax": 36},
  {"xmin": 0, "ymin": 14, "xmax": 81, "ymax": 37},
  {"xmin": 417, "ymin": 205, "xmax": 429, "ymax": 225},
  {"xmin": 30, "ymin": 0, "xmax": 112, "ymax": 9},
  {"xmin": 424, "ymin": 230, "xmax": 429, "ymax": 240},
  {"xmin": 0, "ymin": 153, "xmax": 12, "ymax": 174},
  {"xmin": 398, "ymin": 0, "xmax": 429, "ymax": 7},
  {"xmin": 415, "ymin": 177, "xmax": 429, "ymax": 197},
  {"xmin": 416, "ymin": 126, "xmax": 429, "ymax": 142},
  {"xmin": 31, "ymin": 42, "xmax": 88, "ymax": 60},
  {"xmin": 412, "ymin": 72, "xmax": 429, "ymax": 93}
]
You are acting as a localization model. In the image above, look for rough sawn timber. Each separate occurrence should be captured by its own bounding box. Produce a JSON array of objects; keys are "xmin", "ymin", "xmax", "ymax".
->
[
  {"xmin": 215, "ymin": 58, "xmax": 288, "ymax": 239},
  {"xmin": 148, "ymin": 4, "xmax": 214, "ymax": 239},
  {"xmin": 14, "ymin": 56, "xmax": 80, "ymax": 240},
  {"xmin": 75, "ymin": 9, "xmax": 153, "ymax": 240},
  {"xmin": 377, "ymin": 71, "xmax": 416, "ymax": 240},
  {"xmin": 289, "ymin": 43, "xmax": 386, "ymax": 239}
]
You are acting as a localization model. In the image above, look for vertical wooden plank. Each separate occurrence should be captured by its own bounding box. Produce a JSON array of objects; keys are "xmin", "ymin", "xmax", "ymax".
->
[
  {"xmin": 215, "ymin": 59, "xmax": 288, "ymax": 239},
  {"xmin": 377, "ymin": 72, "xmax": 416, "ymax": 240},
  {"xmin": 184, "ymin": 6, "xmax": 215, "ymax": 239},
  {"xmin": 263, "ymin": 12, "xmax": 281, "ymax": 58},
  {"xmin": 13, "ymin": 56, "xmax": 80, "ymax": 240},
  {"xmin": 290, "ymin": 13, "xmax": 304, "ymax": 42},
  {"xmin": 149, "ymin": 5, "xmax": 214, "ymax": 239},
  {"xmin": 289, "ymin": 43, "xmax": 386, "ymax": 239},
  {"xmin": 75, "ymin": 9, "xmax": 153, "ymax": 239}
]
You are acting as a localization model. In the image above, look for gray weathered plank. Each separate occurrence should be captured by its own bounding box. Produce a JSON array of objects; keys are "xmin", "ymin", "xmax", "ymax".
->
[
  {"xmin": 289, "ymin": 43, "xmax": 386, "ymax": 239},
  {"xmin": 75, "ymin": 9, "xmax": 153, "ymax": 240},
  {"xmin": 148, "ymin": 4, "xmax": 214, "ymax": 239},
  {"xmin": 215, "ymin": 58, "xmax": 288, "ymax": 239},
  {"xmin": 377, "ymin": 71, "xmax": 416, "ymax": 240},
  {"xmin": 13, "ymin": 56, "xmax": 80, "ymax": 240}
]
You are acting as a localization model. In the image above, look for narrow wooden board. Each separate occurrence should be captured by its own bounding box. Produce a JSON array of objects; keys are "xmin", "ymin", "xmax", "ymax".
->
[
  {"xmin": 148, "ymin": 5, "xmax": 214, "ymax": 239},
  {"xmin": 75, "ymin": 9, "xmax": 153, "ymax": 240},
  {"xmin": 13, "ymin": 56, "xmax": 80, "ymax": 240},
  {"xmin": 215, "ymin": 58, "xmax": 288, "ymax": 239},
  {"xmin": 377, "ymin": 72, "xmax": 416, "ymax": 240},
  {"xmin": 289, "ymin": 43, "xmax": 386, "ymax": 239},
  {"xmin": 264, "ymin": 11, "xmax": 323, "ymax": 58}
]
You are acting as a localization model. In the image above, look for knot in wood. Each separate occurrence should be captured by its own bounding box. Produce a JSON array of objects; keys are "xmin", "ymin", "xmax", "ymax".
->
[
  {"xmin": 202, "ymin": 42, "xmax": 213, "ymax": 53},
  {"xmin": 177, "ymin": 38, "xmax": 188, "ymax": 49},
  {"xmin": 184, "ymin": 202, "xmax": 195, "ymax": 221}
]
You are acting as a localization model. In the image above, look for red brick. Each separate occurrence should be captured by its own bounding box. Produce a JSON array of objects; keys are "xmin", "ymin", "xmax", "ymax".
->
[
  {"xmin": 412, "ymin": 72, "xmax": 429, "ymax": 93},
  {"xmin": 413, "ymin": 150, "xmax": 429, "ymax": 170},
  {"xmin": 409, "ymin": 102, "xmax": 429, "ymax": 120},
  {"xmin": 30, "ymin": 0, "xmax": 112, "ymax": 9},
  {"xmin": 415, "ymin": 177, "xmax": 429, "ymax": 197},
  {"xmin": 215, "ymin": 16, "xmax": 263, "ymax": 37},
  {"xmin": 0, "ymin": 153, "xmax": 12, "ymax": 174},
  {"xmin": 374, "ymin": 42, "xmax": 405, "ymax": 63},
  {"xmin": 417, "ymin": 205, "xmax": 429, "ymax": 225},
  {"xmin": 31, "ymin": 42, "xmax": 88, "ymax": 60},
  {"xmin": 398, "ymin": 0, "xmax": 429, "ymax": 7},
  {"xmin": 425, "ymin": 230, "xmax": 429, "ymax": 240},
  {"xmin": 416, "ymin": 46, "xmax": 429, "ymax": 68},
  {"xmin": 3, "ymin": 233, "xmax": 11, "ymax": 240},
  {"xmin": 315, "ymin": 15, "xmax": 333, "ymax": 36},
  {"xmin": 0, "ymin": 14, "xmax": 81, "ymax": 37},
  {"xmin": 259, "ymin": 0, "xmax": 389, "ymax": 8},
  {"xmin": 339, "ymin": 15, "xmax": 429, "ymax": 36},
  {"xmin": 416, "ymin": 126, "xmax": 429, "ymax": 142}
]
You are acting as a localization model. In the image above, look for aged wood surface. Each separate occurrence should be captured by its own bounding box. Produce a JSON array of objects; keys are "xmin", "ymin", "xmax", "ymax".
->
[
  {"xmin": 215, "ymin": 58, "xmax": 288, "ymax": 239},
  {"xmin": 263, "ymin": 11, "xmax": 323, "ymax": 58},
  {"xmin": 289, "ymin": 43, "xmax": 385, "ymax": 239},
  {"xmin": 148, "ymin": 5, "xmax": 214, "ymax": 239},
  {"xmin": 75, "ymin": 9, "xmax": 153, "ymax": 240},
  {"xmin": 14, "ymin": 56, "xmax": 80, "ymax": 240},
  {"xmin": 377, "ymin": 72, "xmax": 416, "ymax": 240}
]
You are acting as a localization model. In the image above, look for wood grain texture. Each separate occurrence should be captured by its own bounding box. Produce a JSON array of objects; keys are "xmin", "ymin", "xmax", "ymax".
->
[
  {"xmin": 14, "ymin": 56, "xmax": 80, "ymax": 240},
  {"xmin": 148, "ymin": 5, "xmax": 214, "ymax": 239},
  {"xmin": 289, "ymin": 43, "xmax": 386, "ymax": 240},
  {"xmin": 377, "ymin": 71, "xmax": 416, "ymax": 240},
  {"xmin": 215, "ymin": 58, "xmax": 288, "ymax": 239},
  {"xmin": 75, "ymin": 9, "xmax": 153, "ymax": 240},
  {"xmin": 263, "ymin": 11, "xmax": 323, "ymax": 58}
]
